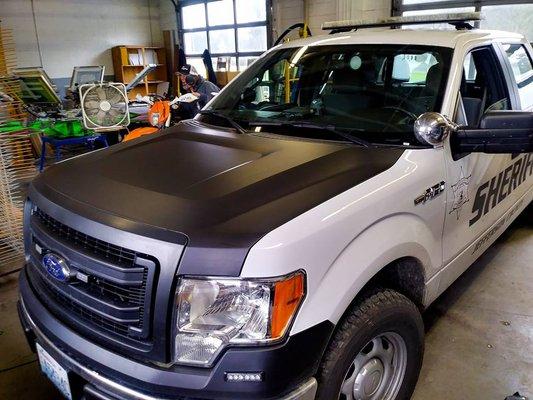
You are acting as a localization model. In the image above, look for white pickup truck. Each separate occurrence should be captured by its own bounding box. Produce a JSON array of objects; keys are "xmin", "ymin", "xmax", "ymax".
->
[{"xmin": 19, "ymin": 13, "xmax": 532, "ymax": 400}]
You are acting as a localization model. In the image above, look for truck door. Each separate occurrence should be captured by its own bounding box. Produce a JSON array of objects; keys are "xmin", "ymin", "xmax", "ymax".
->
[{"xmin": 441, "ymin": 43, "xmax": 530, "ymax": 273}]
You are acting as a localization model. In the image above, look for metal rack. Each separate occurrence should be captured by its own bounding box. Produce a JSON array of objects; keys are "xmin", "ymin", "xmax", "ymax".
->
[{"xmin": 0, "ymin": 23, "xmax": 38, "ymax": 273}]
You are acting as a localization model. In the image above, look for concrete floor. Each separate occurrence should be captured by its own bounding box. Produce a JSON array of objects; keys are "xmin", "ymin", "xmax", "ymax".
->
[{"xmin": 0, "ymin": 208, "xmax": 531, "ymax": 400}]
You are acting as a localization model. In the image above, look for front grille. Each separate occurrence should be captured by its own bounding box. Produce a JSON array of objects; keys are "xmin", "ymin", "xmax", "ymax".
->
[
  {"xmin": 87, "ymin": 272, "xmax": 147, "ymax": 307},
  {"xmin": 28, "ymin": 207, "xmax": 157, "ymax": 342},
  {"xmin": 34, "ymin": 207, "xmax": 139, "ymax": 267},
  {"xmin": 28, "ymin": 266, "xmax": 131, "ymax": 336}
]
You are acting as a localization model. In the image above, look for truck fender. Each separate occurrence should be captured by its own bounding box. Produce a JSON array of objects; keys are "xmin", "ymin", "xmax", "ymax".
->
[{"xmin": 291, "ymin": 213, "xmax": 436, "ymax": 335}]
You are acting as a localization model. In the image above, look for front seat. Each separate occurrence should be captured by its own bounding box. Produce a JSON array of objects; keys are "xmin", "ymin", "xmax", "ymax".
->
[
  {"xmin": 322, "ymin": 62, "xmax": 379, "ymax": 115},
  {"xmin": 424, "ymin": 63, "xmax": 443, "ymax": 97},
  {"xmin": 413, "ymin": 63, "xmax": 443, "ymax": 113}
]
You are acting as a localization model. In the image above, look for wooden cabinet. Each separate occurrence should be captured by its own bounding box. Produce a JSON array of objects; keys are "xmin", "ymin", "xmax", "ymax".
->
[{"xmin": 112, "ymin": 46, "xmax": 167, "ymax": 100}]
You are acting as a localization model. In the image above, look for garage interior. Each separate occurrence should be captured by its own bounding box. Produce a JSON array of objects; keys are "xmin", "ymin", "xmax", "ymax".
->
[{"xmin": 0, "ymin": 0, "xmax": 532, "ymax": 399}]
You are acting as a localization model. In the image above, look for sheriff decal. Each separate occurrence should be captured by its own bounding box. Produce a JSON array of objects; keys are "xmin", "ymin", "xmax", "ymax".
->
[{"xmin": 470, "ymin": 153, "xmax": 533, "ymax": 226}]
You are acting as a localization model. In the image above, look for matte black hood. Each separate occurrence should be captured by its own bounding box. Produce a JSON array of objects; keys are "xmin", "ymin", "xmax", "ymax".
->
[{"xmin": 31, "ymin": 121, "xmax": 403, "ymax": 275}]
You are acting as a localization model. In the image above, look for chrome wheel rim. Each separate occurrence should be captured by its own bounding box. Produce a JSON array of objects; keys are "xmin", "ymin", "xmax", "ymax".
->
[{"xmin": 339, "ymin": 332, "xmax": 407, "ymax": 400}]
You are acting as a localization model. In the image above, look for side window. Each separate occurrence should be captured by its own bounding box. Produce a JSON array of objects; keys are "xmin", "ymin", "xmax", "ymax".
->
[
  {"xmin": 502, "ymin": 44, "xmax": 533, "ymax": 110},
  {"xmin": 463, "ymin": 53, "xmax": 477, "ymax": 82},
  {"xmin": 457, "ymin": 47, "xmax": 510, "ymax": 127}
]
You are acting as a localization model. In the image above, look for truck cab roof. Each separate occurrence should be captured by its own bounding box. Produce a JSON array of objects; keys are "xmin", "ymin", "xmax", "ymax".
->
[{"xmin": 278, "ymin": 28, "xmax": 526, "ymax": 50}]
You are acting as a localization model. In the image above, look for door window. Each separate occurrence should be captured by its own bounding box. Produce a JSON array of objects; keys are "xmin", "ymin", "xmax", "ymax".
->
[
  {"xmin": 457, "ymin": 47, "xmax": 510, "ymax": 127},
  {"xmin": 502, "ymin": 44, "xmax": 533, "ymax": 110}
]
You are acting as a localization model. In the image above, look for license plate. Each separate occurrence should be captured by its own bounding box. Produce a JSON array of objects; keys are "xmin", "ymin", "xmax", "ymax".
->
[{"xmin": 36, "ymin": 343, "xmax": 72, "ymax": 400}]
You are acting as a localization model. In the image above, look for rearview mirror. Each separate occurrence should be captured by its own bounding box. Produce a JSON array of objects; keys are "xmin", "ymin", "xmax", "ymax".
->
[{"xmin": 451, "ymin": 111, "xmax": 533, "ymax": 154}]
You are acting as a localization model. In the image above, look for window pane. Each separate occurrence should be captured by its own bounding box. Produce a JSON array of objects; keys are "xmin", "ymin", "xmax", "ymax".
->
[
  {"xmin": 182, "ymin": 4, "xmax": 206, "ymax": 29},
  {"xmin": 402, "ymin": 7, "xmax": 475, "ymax": 30},
  {"xmin": 213, "ymin": 57, "xmax": 237, "ymax": 71},
  {"xmin": 207, "ymin": 0, "xmax": 234, "ymax": 27},
  {"xmin": 463, "ymin": 53, "xmax": 477, "ymax": 82},
  {"xmin": 238, "ymin": 26, "xmax": 267, "ymax": 52},
  {"xmin": 184, "ymin": 31, "xmax": 208, "ymax": 55},
  {"xmin": 236, "ymin": 0, "xmax": 266, "ymax": 23},
  {"xmin": 504, "ymin": 45, "xmax": 533, "ymax": 78},
  {"xmin": 238, "ymin": 57, "xmax": 259, "ymax": 71},
  {"xmin": 209, "ymin": 29, "xmax": 236, "ymax": 53},
  {"xmin": 502, "ymin": 44, "xmax": 533, "ymax": 110},
  {"xmin": 481, "ymin": 4, "xmax": 533, "ymax": 42},
  {"xmin": 459, "ymin": 48, "xmax": 511, "ymax": 127},
  {"xmin": 187, "ymin": 58, "xmax": 207, "ymax": 79}
]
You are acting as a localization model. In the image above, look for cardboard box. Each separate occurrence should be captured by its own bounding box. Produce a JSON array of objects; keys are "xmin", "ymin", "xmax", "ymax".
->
[{"xmin": 216, "ymin": 71, "xmax": 240, "ymax": 87}]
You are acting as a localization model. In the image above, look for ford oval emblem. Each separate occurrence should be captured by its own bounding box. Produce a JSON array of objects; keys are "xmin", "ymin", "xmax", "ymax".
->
[{"xmin": 42, "ymin": 253, "xmax": 71, "ymax": 282}]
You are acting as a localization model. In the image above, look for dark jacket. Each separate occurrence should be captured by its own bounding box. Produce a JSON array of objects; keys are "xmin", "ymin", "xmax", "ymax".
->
[{"xmin": 195, "ymin": 78, "xmax": 220, "ymax": 108}]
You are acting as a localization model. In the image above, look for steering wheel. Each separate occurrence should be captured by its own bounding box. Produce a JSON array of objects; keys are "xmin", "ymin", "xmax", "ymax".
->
[{"xmin": 382, "ymin": 106, "xmax": 418, "ymax": 122}]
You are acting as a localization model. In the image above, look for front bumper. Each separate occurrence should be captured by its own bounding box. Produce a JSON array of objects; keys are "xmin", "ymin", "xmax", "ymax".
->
[{"xmin": 19, "ymin": 268, "xmax": 331, "ymax": 400}]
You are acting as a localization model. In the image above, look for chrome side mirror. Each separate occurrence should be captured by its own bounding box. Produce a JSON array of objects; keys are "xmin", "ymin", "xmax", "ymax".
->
[{"xmin": 414, "ymin": 112, "xmax": 456, "ymax": 146}]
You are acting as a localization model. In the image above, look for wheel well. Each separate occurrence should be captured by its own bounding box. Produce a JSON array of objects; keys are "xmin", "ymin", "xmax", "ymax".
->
[
  {"xmin": 363, "ymin": 257, "xmax": 426, "ymax": 309},
  {"xmin": 316, "ymin": 257, "xmax": 426, "ymax": 372}
]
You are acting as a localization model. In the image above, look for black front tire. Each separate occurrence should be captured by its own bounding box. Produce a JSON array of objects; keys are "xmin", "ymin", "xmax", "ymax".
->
[{"xmin": 316, "ymin": 289, "xmax": 424, "ymax": 400}]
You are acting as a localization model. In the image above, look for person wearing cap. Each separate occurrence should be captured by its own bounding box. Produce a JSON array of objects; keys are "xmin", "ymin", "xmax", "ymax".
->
[{"xmin": 176, "ymin": 64, "xmax": 220, "ymax": 119}]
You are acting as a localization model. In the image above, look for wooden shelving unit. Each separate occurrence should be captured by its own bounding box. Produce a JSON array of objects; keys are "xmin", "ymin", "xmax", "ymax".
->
[{"xmin": 112, "ymin": 46, "xmax": 167, "ymax": 100}]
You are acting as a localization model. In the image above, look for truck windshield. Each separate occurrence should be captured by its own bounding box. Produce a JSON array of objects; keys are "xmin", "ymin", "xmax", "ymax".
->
[{"xmin": 202, "ymin": 44, "xmax": 453, "ymax": 145}]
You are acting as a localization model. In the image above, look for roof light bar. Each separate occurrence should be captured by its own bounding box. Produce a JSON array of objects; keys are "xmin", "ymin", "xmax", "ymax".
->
[{"xmin": 322, "ymin": 12, "xmax": 482, "ymax": 31}]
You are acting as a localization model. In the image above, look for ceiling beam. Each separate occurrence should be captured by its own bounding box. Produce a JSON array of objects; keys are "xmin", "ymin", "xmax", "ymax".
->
[{"xmin": 399, "ymin": 0, "xmax": 533, "ymax": 12}]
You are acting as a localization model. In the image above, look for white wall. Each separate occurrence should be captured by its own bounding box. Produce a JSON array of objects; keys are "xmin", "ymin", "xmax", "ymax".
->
[
  {"xmin": 273, "ymin": 0, "xmax": 391, "ymax": 40},
  {"xmin": 308, "ymin": 0, "xmax": 391, "ymax": 34},
  {"xmin": 272, "ymin": 0, "xmax": 305, "ymax": 39},
  {"xmin": 1, "ymin": 0, "xmax": 163, "ymax": 79},
  {"xmin": 159, "ymin": 0, "xmax": 178, "ymax": 31},
  {"xmin": 306, "ymin": 0, "xmax": 336, "ymax": 35}
]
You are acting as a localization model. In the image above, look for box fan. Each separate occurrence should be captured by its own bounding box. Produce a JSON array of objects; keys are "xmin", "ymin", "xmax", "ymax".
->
[{"xmin": 80, "ymin": 83, "xmax": 130, "ymax": 131}]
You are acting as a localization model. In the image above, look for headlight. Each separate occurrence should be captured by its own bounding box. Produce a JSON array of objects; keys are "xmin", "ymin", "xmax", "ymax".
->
[{"xmin": 174, "ymin": 271, "xmax": 305, "ymax": 367}]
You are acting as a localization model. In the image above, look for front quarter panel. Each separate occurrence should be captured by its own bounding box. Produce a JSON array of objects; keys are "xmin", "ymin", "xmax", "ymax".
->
[{"xmin": 242, "ymin": 148, "xmax": 447, "ymax": 334}]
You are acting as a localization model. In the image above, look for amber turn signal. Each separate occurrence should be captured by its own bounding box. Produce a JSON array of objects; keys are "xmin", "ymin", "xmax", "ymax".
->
[{"xmin": 270, "ymin": 272, "xmax": 305, "ymax": 338}]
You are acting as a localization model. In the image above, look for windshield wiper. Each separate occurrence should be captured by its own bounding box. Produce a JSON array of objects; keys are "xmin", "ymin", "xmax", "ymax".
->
[
  {"xmin": 198, "ymin": 110, "xmax": 247, "ymax": 134},
  {"xmin": 249, "ymin": 121, "xmax": 372, "ymax": 148}
]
